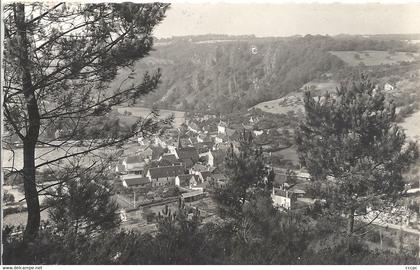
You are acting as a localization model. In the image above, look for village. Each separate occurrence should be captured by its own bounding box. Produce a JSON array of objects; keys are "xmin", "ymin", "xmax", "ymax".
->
[
  {"xmin": 111, "ymin": 110, "xmax": 420, "ymax": 235},
  {"xmin": 111, "ymin": 111, "xmax": 317, "ymax": 232}
]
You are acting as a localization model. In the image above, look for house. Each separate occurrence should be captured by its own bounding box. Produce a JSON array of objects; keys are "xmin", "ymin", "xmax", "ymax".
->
[
  {"xmin": 253, "ymin": 130, "xmax": 264, "ymax": 137},
  {"xmin": 154, "ymin": 136, "xmax": 167, "ymax": 148},
  {"xmin": 199, "ymin": 149, "xmax": 224, "ymax": 167},
  {"xmin": 146, "ymin": 165, "xmax": 185, "ymax": 187},
  {"xmin": 188, "ymin": 175, "xmax": 203, "ymax": 189},
  {"xmin": 175, "ymin": 174, "xmax": 196, "ymax": 187},
  {"xmin": 210, "ymin": 173, "xmax": 227, "ymax": 182},
  {"xmin": 197, "ymin": 171, "xmax": 212, "ymax": 182},
  {"xmin": 115, "ymin": 160, "xmax": 126, "ymax": 174},
  {"xmin": 384, "ymin": 83, "xmax": 394, "ymax": 92},
  {"xmin": 187, "ymin": 122, "xmax": 201, "ymax": 133},
  {"xmin": 197, "ymin": 133, "xmax": 212, "ymax": 143},
  {"xmin": 121, "ymin": 174, "xmax": 150, "ymax": 188},
  {"xmin": 189, "ymin": 164, "xmax": 209, "ymax": 175},
  {"xmin": 158, "ymin": 154, "xmax": 180, "ymax": 165},
  {"xmin": 271, "ymin": 188, "xmax": 297, "ymax": 210},
  {"xmin": 175, "ymin": 174, "xmax": 204, "ymax": 191},
  {"xmin": 290, "ymin": 188, "xmax": 306, "ymax": 198},
  {"xmin": 207, "ymin": 173, "xmax": 228, "ymax": 188},
  {"xmin": 217, "ymin": 121, "xmax": 228, "ymax": 134},
  {"xmin": 123, "ymin": 155, "xmax": 145, "ymax": 175},
  {"xmin": 139, "ymin": 144, "xmax": 166, "ymax": 160},
  {"xmin": 207, "ymin": 150, "xmax": 224, "ymax": 167},
  {"xmin": 180, "ymin": 158, "xmax": 194, "ymax": 170},
  {"xmin": 214, "ymin": 134, "xmax": 228, "ymax": 144},
  {"xmin": 294, "ymin": 170, "xmax": 311, "ymax": 181},
  {"xmin": 194, "ymin": 141, "xmax": 214, "ymax": 154},
  {"xmin": 181, "ymin": 189, "xmax": 205, "ymax": 203},
  {"xmin": 167, "ymin": 141, "xmax": 179, "ymax": 154},
  {"xmin": 175, "ymin": 146, "xmax": 199, "ymax": 163}
]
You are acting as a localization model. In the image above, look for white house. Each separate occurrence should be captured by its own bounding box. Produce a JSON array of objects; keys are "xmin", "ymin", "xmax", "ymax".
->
[
  {"xmin": 384, "ymin": 83, "xmax": 394, "ymax": 92},
  {"xmin": 175, "ymin": 174, "xmax": 196, "ymax": 187},
  {"xmin": 271, "ymin": 188, "xmax": 296, "ymax": 211},
  {"xmin": 253, "ymin": 130, "xmax": 264, "ymax": 137},
  {"xmin": 217, "ymin": 121, "xmax": 228, "ymax": 135},
  {"xmin": 189, "ymin": 163, "xmax": 208, "ymax": 175},
  {"xmin": 122, "ymin": 155, "xmax": 145, "ymax": 175},
  {"xmin": 206, "ymin": 150, "xmax": 224, "ymax": 167},
  {"xmin": 146, "ymin": 165, "xmax": 185, "ymax": 187}
]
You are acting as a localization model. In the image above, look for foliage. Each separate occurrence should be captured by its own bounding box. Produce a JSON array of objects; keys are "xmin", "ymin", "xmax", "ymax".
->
[
  {"xmin": 296, "ymin": 75, "xmax": 419, "ymax": 236},
  {"xmin": 3, "ymin": 2, "xmax": 170, "ymax": 240},
  {"xmin": 44, "ymin": 170, "xmax": 120, "ymax": 237},
  {"xmin": 213, "ymin": 130, "xmax": 273, "ymax": 219},
  {"xmin": 4, "ymin": 190, "xmax": 15, "ymax": 204}
]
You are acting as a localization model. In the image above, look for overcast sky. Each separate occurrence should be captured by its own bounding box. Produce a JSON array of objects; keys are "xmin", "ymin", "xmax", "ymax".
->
[{"xmin": 153, "ymin": 3, "xmax": 420, "ymax": 38}]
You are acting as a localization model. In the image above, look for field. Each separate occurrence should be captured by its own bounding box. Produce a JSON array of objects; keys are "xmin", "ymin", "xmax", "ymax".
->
[
  {"xmin": 251, "ymin": 93, "xmax": 304, "ymax": 115},
  {"xmin": 272, "ymin": 146, "xmax": 300, "ymax": 166},
  {"xmin": 301, "ymin": 80, "xmax": 340, "ymax": 95},
  {"xmin": 116, "ymin": 106, "xmax": 186, "ymax": 128},
  {"xmin": 251, "ymin": 80, "xmax": 338, "ymax": 115},
  {"xmin": 4, "ymin": 211, "xmax": 49, "ymax": 227},
  {"xmin": 399, "ymin": 110, "xmax": 420, "ymax": 141},
  {"xmin": 3, "ymin": 146, "xmax": 114, "ymax": 171},
  {"xmin": 330, "ymin": 50, "xmax": 419, "ymax": 66}
]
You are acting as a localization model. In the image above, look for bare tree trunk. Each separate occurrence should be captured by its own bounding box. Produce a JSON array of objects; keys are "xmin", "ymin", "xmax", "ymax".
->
[
  {"xmin": 347, "ymin": 207, "xmax": 355, "ymax": 236},
  {"xmin": 23, "ymin": 143, "xmax": 40, "ymax": 241},
  {"xmin": 347, "ymin": 207, "xmax": 355, "ymax": 252},
  {"xmin": 16, "ymin": 3, "xmax": 41, "ymax": 242}
]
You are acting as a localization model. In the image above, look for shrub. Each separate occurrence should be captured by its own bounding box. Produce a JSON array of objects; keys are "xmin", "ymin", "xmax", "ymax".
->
[{"xmin": 4, "ymin": 191, "xmax": 15, "ymax": 204}]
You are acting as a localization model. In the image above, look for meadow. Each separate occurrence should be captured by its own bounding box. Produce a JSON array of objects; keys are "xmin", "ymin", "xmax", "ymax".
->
[
  {"xmin": 329, "ymin": 50, "xmax": 419, "ymax": 66},
  {"xmin": 116, "ymin": 106, "xmax": 186, "ymax": 128}
]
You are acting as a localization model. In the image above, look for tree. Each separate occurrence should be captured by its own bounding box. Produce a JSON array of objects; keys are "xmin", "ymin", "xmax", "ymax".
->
[
  {"xmin": 4, "ymin": 191, "xmax": 15, "ymax": 204},
  {"xmin": 3, "ymin": 2, "xmax": 170, "ymax": 241},
  {"xmin": 213, "ymin": 130, "xmax": 273, "ymax": 219},
  {"xmin": 296, "ymin": 75, "xmax": 418, "ymax": 239},
  {"xmin": 45, "ymin": 166, "xmax": 120, "ymax": 238}
]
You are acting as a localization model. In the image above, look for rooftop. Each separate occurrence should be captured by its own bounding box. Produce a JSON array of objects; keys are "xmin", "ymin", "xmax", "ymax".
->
[
  {"xmin": 126, "ymin": 155, "xmax": 144, "ymax": 164},
  {"xmin": 147, "ymin": 165, "xmax": 185, "ymax": 179},
  {"xmin": 181, "ymin": 190, "xmax": 204, "ymax": 199},
  {"xmin": 212, "ymin": 173, "xmax": 227, "ymax": 180},
  {"xmin": 176, "ymin": 146, "xmax": 199, "ymax": 161},
  {"xmin": 122, "ymin": 175, "xmax": 150, "ymax": 186}
]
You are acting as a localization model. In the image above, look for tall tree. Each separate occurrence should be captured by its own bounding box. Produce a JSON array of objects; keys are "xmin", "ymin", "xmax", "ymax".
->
[
  {"xmin": 213, "ymin": 130, "xmax": 273, "ymax": 219},
  {"xmin": 3, "ymin": 2, "xmax": 170, "ymax": 241},
  {"xmin": 296, "ymin": 75, "xmax": 418, "ymax": 238},
  {"xmin": 45, "ymin": 165, "xmax": 120, "ymax": 237}
]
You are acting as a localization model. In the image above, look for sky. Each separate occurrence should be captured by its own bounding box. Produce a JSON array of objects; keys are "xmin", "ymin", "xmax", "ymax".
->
[{"xmin": 153, "ymin": 3, "xmax": 420, "ymax": 38}]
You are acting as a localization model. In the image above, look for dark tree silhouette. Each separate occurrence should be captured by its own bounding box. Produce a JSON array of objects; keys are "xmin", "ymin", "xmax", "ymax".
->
[
  {"xmin": 296, "ymin": 75, "xmax": 418, "ymax": 239},
  {"xmin": 3, "ymin": 2, "xmax": 170, "ymax": 241}
]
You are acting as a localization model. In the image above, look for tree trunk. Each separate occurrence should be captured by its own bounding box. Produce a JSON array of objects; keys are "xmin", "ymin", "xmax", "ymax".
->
[
  {"xmin": 347, "ymin": 207, "xmax": 355, "ymax": 236},
  {"xmin": 23, "ymin": 144, "xmax": 40, "ymax": 242},
  {"xmin": 16, "ymin": 3, "xmax": 41, "ymax": 242},
  {"xmin": 346, "ymin": 207, "xmax": 355, "ymax": 252}
]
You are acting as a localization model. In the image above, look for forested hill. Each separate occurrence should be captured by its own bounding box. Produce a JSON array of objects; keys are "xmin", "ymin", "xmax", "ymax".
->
[{"xmin": 115, "ymin": 34, "xmax": 418, "ymax": 113}]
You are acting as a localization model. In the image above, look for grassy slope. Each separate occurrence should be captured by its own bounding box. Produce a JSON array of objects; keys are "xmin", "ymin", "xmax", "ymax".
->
[{"xmin": 330, "ymin": 50, "xmax": 419, "ymax": 66}]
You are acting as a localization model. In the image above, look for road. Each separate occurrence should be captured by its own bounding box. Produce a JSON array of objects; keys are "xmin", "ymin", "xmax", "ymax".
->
[
  {"xmin": 370, "ymin": 219, "xmax": 420, "ymax": 236},
  {"xmin": 357, "ymin": 214, "xmax": 420, "ymax": 236}
]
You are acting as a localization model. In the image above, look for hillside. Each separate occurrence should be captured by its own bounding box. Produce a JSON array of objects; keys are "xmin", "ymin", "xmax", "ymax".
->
[{"xmin": 111, "ymin": 34, "xmax": 419, "ymax": 113}]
